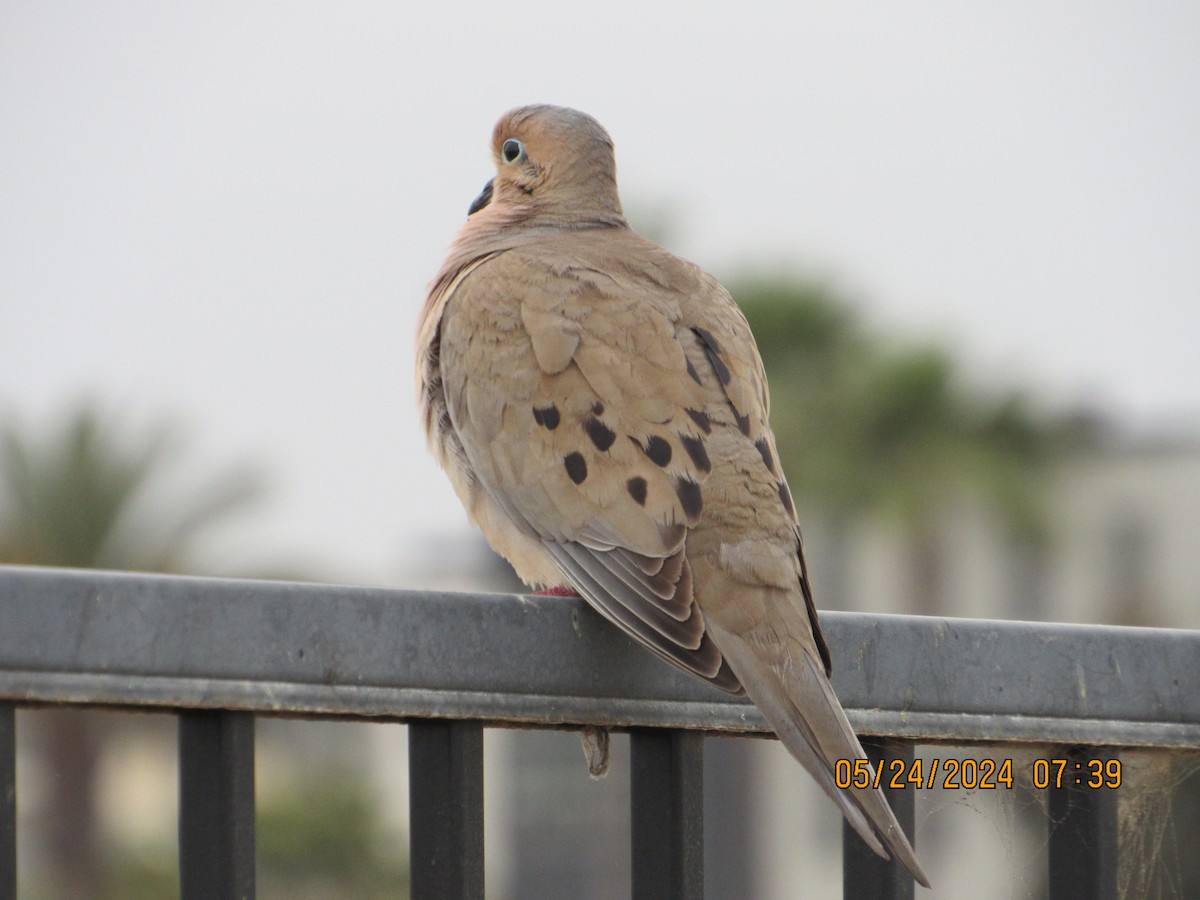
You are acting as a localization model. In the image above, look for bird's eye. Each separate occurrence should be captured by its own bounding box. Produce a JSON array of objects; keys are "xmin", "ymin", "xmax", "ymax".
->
[{"xmin": 501, "ymin": 138, "xmax": 524, "ymax": 163}]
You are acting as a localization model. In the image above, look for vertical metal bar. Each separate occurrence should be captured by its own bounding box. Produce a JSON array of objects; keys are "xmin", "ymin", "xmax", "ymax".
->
[
  {"xmin": 704, "ymin": 736, "xmax": 758, "ymax": 899},
  {"xmin": 1048, "ymin": 746, "xmax": 1118, "ymax": 900},
  {"xmin": 178, "ymin": 710, "xmax": 256, "ymax": 900},
  {"xmin": 631, "ymin": 728, "xmax": 704, "ymax": 900},
  {"xmin": 408, "ymin": 719, "xmax": 484, "ymax": 900},
  {"xmin": 1, "ymin": 704, "xmax": 15, "ymax": 900},
  {"xmin": 843, "ymin": 737, "xmax": 916, "ymax": 900}
]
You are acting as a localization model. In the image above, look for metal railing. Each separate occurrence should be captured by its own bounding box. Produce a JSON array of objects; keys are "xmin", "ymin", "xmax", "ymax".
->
[{"xmin": 1, "ymin": 564, "xmax": 1198, "ymax": 899}]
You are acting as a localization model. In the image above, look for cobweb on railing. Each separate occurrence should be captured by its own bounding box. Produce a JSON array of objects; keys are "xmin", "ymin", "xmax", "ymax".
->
[
  {"xmin": 1115, "ymin": 750, "xmax": 1200, "ymax": 900},
  {"xmin": 911, "ymin": 745, "xmax": 1048, "ymax": 900},
  {"xmin": 911, "ymin": 746, "xmax": 1200, "ymax": 900}
]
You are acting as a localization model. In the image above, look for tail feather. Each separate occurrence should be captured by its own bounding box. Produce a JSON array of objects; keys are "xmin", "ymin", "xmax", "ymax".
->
[{"xmin": 707, "ymin": 619, "xmax": 931, "ymax": 889}]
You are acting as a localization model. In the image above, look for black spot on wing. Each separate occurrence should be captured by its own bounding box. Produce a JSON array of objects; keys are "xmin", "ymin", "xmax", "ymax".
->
[
  {"xmin": 533, "ymin": 405, "xmax": 560, "ymax": 430},
  {"xmin": 564, "ymin": 452, "xmax": 588, "ymax": 484},
  {"xmin": 735, "ymin": 412, "xmax": 751, "ymax": 436},
  {"xmin": 592, "ymin": 401, "xmax": 604, "ymax": 416},
  {"xmin": 692, "ymin": 326, "xmax": 720, "ymax": 353},
  {"xmin": 658, "ymin": 521, "xmax": 686, "ymax": 551},
  {"xmin": 584, "ymin": 417, "xmax": 616, "ymax": 451},
  {"xmin": 778, "ymin": 480, "xmax": 796, "ymax": 517},
  {"xmin": 685, "ymin": 358, "xmax": 703, "ymax": 385},
  {"xmin": 685, "ymin": 408, "xmax": 711, "ymax": 434},
  {"xmin": 641, "ymin": 435, "xmax": 672, "ymax": 467},
  {"xmin": 755, "ymin": 437, "xmax": 775, "ymax": 473},
  {"xmin": 626, "ymin": 476, "xmax": 648, "ymax": 506},
  {"xmin": 679, "ymin": 434, "xmax": 711, "ymax": 473},
  {"xmin": 692, "ymin": 327, "xmax": 731, "ymax": 386},
  {"xmin": 675, "ymin": 477, "xmax": 703, "ymax": 522}
]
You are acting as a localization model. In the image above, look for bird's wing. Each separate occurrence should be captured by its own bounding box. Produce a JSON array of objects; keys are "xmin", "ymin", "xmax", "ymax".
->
[{"xmin": 435, "ymin": 240, "xmax": 753, "ymax": 692}]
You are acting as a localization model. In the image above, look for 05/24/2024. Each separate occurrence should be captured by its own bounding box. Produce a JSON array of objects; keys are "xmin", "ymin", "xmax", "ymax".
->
[{"xmin": 835, "ymin": 756, "xmax": 1123, "ymax": 791}]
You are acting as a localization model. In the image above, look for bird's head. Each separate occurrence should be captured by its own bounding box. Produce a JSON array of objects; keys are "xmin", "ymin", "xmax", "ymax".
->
[{"xmin": 466, "ymin": 105, "xmax": 626, "ymax": 227}]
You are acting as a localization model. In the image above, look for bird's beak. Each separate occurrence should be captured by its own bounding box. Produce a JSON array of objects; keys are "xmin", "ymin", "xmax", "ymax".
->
[{"xmin": 467, "ymin": 179, "xmax": 494, "ymax": 216}]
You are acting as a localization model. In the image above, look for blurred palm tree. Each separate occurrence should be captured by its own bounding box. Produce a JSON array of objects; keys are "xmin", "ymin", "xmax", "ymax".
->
[
  {"xmin": 734, "ymin": 276, "xmax": 1065, "ymax": 615},
  {"xmin": 0, "ymin": 402, "xmax": 260, "ymax": 571},
  {"xmin": 0, "ymin": 400, "xmax": 262, "ymax": 897}
]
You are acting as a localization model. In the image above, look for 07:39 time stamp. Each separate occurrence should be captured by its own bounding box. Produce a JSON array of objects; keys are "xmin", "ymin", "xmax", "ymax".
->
[{"xmin": 834, "ymin": 756, "xmax": 1123, "ymax": 791}]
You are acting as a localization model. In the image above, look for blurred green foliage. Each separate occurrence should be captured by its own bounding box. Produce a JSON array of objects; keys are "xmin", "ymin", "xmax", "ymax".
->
[
  {"xmin": 101, "ymin": 845, "xmax": 180, "ymax": 900},
  {"xmin": 95, "ymin": 775, "xmax": 407, "ymax": 900},
  {"xmin": 257, "ymin": 777, "xmax": 407, "ymax": 899},
  {"xmin": 733, "ymin": 275, "xmax": 1067, "ymax": 538},
  {"xmin": 0, "ymin": 401, "xmax": 260, "ymax": 571}
]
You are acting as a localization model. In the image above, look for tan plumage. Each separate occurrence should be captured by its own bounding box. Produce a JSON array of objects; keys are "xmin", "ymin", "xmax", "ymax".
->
[{"xmin": 417, "ymin": 104, "xmax": 929, "ymax": 888}]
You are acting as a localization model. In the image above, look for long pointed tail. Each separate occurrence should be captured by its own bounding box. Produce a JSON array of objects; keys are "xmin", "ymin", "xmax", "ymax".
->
[{"xmin": 708, "ymin": 621, "xmax": 931, "ymax": 888}]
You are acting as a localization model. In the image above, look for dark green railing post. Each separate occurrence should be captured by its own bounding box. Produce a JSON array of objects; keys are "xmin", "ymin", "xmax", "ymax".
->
[
  {"xmin": 631, "ymin": 728, "xmax": 704, "ymax": 900},
  {"xmin": 408, "ymin": 719, "xmax": 484, "ymax": 899},
  {"xmin": 179, "ymin": 710, "xmax": 256, "ymax": 900}
]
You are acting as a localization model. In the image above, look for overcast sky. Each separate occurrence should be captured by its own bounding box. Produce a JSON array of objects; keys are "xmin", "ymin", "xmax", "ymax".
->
[{"xmin": 2, "ymin": 3, "xmax": 1198, "ymax": 582}]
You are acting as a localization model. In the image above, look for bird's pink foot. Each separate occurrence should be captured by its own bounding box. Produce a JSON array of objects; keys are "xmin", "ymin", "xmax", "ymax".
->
[{"xmin": 534, "ymin": 585, "xmax": 581, "ymax": 597}]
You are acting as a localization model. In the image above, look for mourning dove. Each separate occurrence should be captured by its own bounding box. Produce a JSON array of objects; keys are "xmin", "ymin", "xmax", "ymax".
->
[{"xmin": 417, "ymin": 104, "xmax": 929, "ymax": 888}]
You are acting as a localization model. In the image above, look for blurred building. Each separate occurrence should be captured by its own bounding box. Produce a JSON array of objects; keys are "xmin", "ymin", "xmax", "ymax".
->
[
  {"xmin": 825, "ymin": 426, "xmax": 1200, "ymax": 631},
  {"xmin": 1047, "ymin": 432, "xmax": 1200, "ymax": 629}
]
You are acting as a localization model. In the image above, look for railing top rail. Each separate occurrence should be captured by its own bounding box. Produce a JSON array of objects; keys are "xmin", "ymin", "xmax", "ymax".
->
[{"xmin": 1, "ymin": 565, "xmax": 1197, "ymax": 748}]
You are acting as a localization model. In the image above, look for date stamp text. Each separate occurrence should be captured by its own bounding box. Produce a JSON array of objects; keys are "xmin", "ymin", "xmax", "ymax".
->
[{"xmin": 835, "ymin": 757, "xmax": 1122, "ymax": 790}]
